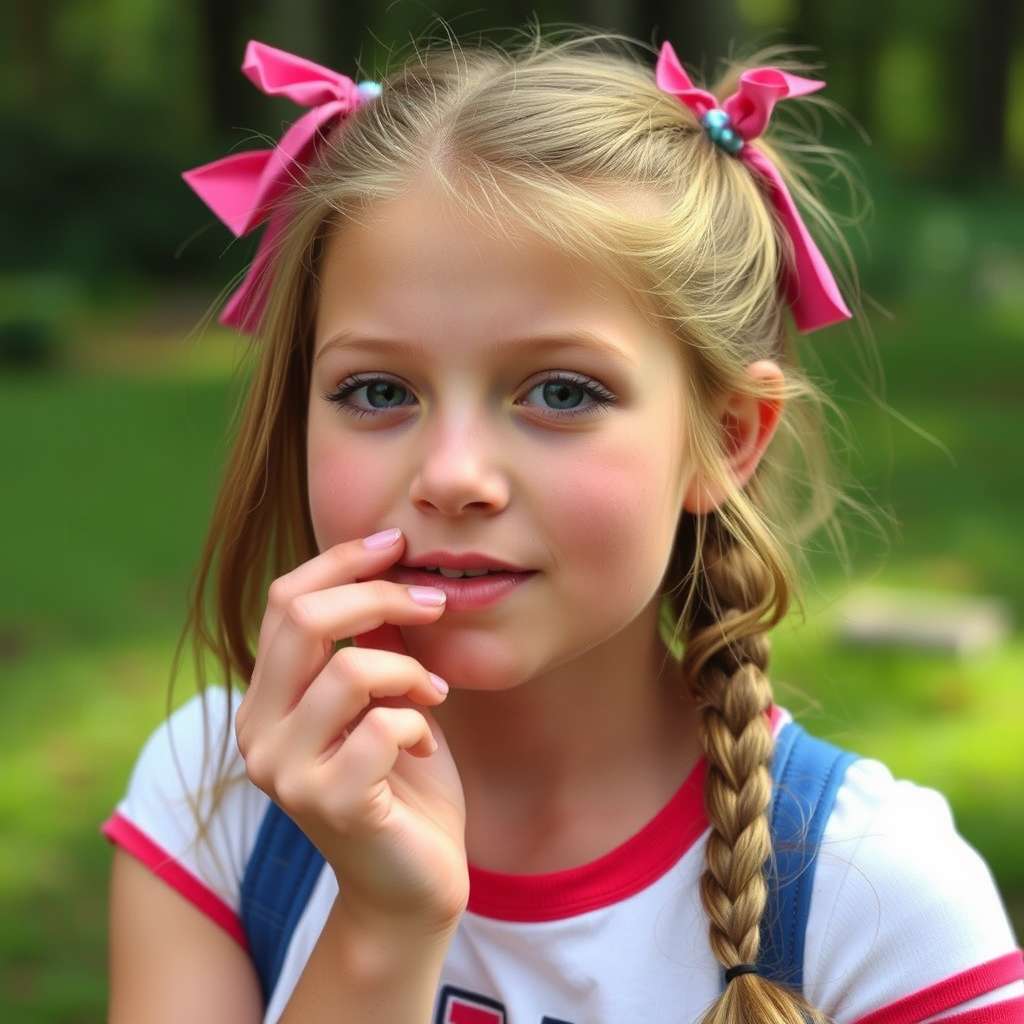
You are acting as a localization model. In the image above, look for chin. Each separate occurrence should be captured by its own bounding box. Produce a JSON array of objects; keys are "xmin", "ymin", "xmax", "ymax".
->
[{"xmin": 399, "ymin": 625, "xmax": 538, "ymax": 693}]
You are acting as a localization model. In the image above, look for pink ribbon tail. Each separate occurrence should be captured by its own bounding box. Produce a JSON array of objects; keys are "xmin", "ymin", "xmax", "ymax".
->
[
  {"xmin": 218, "ymin": 215, "xmax": 283, "ymax": 334},
  {"xmin": 743, "ymin": 147, "xmax": 851, "ymax": 331},
  {"xmin": 655, "ymin": 42, "xmax": 852, "ymax": 332}
]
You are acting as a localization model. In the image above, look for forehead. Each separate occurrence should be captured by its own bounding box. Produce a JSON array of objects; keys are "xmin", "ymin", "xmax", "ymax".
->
[{"xmin": 312, "ymin": 186, "xmax": 666, "ymax": 359}]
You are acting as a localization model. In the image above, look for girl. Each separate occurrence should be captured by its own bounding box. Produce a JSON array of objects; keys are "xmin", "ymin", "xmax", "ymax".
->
[{"xmin": 104, "ymin": 30, "xmax": 1022, "ymax": 1024}]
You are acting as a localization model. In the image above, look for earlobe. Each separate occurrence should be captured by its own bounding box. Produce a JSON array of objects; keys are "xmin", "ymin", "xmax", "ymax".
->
[{"xmin": 682, "ymin": 360, "xmax": 785, "ymax": 514}]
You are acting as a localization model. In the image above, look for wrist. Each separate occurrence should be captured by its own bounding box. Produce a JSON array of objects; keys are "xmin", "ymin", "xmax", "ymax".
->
[
  {"xmin": 334, "ymin": 887, "xmax": 465, "ymax": 958},
  {"xmin": 325, "ymin": 895, "xmax": 461, "ymax": 995},
  {"xmin": 277, "ymin": 895, "xmax": 461, "ymax": 1024}
]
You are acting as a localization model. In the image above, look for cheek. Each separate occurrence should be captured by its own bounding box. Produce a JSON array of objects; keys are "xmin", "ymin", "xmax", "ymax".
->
[
  {"xmin": 538, "ymin": 438, "xmax": 688, "ymax": 587},
  {"xmin": 306, "ymin": 437, "xmax": 393, "ymax": 549}
]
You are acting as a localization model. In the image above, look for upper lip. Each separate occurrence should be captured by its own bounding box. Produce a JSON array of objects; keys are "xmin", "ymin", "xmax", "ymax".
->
[{"xmin": 403, "ymin": 552, "xmax": 527, "ymax": 573}]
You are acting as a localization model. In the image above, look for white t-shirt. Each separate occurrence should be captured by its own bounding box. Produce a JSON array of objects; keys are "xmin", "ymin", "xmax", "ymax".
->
[{"xmin": 104, "ymin": 689, "xmax": 1023, "ymax": 1024}]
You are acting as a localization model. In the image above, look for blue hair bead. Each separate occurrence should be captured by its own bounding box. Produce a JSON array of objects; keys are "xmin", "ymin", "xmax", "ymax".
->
[
  {"xmin": 356, "ymin": 80, "xmax": 382, "ymax": 101},
  {"xmin": 701, "ymin": 109, "xmax": 744, "ymax": 156}
]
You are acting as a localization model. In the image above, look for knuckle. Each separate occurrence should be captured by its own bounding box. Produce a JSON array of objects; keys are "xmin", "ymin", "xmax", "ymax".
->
[
  {"xmin": 326, "ymin": 643, "xmax": 365, "ymax": 685},
  {"xmin": 240, "ymin": 742, "xmax": 273, "ymax": 790},
  {"xmin": 282, "ymin": 591, "xmax": 320, "ymax": 634},
  {"xmin": 266, "ymin": 575, "xmax": 296, "ymax": 613},
  {"xmin": 271, "ymin": 772, "xmax": 308, "ymax": 816},
  {"xmin": 324, "ymin": 542, "xmax": 353, "ymax": 573},
  {"xmin": 363, "ymin": 577, "xmax": 397, "ymax": 607},
  {"xmin": 362, "ymin": 704, "xmax": 415, "ymax": 743}
]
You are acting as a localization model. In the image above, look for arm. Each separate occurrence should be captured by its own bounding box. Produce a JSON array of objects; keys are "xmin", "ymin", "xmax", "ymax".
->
[
  {"xmin": 108, "ymin": 841, "xmax": 458, "ymax": 1024},
  {"xmin": 108, "ymin": 850, "xmax": 263, "ymax": 1024},
  {"xmin": 276, "ymin": 896, "xmax": 456, "ymax": 1024}
]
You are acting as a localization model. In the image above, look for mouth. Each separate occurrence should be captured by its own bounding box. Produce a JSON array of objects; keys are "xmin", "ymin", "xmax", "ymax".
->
[
  {"xmin": 403, "ymin": 552, "xmax": 527, "ymax": 576},
  {"xmin": 393, "ymin": 555, "xmax": 534, "ymax": 611},
  {"xmin": 417, "ymin": 565, "xmax": 504, "ymax": 579}
]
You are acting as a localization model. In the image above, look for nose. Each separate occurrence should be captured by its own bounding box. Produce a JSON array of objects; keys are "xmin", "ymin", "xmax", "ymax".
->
[{"xmin": 408, "ymin": 416, "xmax": 510, "ymax": 517}]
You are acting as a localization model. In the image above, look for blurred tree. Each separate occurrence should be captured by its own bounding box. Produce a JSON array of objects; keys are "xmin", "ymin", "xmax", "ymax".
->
[
  {"xmin": 7, "ymin": 0, "xmax": 57, "ymax": 106},
  {"xmin": 2, "ymin": 0, "xmax": 1021, "ymax": 290},
  {"xmin": 793, "ymin": 0, "xmax": 1024, "ymax": 176},
  {"xmin": 794, "ymin": 0, "xmax": 877, "ymax": 125},
  {"xmin": 961, "ymin": 0, "xmax": 1021, "ymax": 173},
  {"xmin": 197, "ymin": 0, "xmax": 262, "ymax": 136}
]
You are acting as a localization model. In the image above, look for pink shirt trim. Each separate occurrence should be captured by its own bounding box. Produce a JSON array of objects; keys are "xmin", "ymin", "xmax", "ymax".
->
[
  {"xmin": 103, "ymin": 811, "xmax": 249, "ymax": 949},
  {"xmin": 466, "ymin": 707, "xmax": 787, "ymax": 922},
  {"xmin": 932, "ymin": 995, "xmax": 1024, "ymax": 1024},
  {"xmin": 466, "ymin": 709, "xmax": 792, "ymax": 922},
  {"xmin": 466, "ymin": 756, "xmax": 709, "ymax": 921},
  {"xmin": 851, "ymin": 951, "xmax": 1024, "ymax": 1024}
]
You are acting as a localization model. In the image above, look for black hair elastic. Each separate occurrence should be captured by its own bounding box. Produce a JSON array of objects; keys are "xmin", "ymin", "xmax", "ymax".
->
[{"xmin": 724, "ymin": 963, "xmax": 760, "ymax": 984}]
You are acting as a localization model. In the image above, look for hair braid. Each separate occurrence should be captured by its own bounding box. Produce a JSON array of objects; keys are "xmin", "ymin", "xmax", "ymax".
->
[{"xmin": 682, "ymin": 514, "xmax": 830, "ymax": 1024}]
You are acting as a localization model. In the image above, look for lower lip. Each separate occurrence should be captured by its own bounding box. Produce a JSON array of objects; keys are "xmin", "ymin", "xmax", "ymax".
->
[{"xmin": 394, "ymin": 567, "xmax": 535, "ymax": 612}]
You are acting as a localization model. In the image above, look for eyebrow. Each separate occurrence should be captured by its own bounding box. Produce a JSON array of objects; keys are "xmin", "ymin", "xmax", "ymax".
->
[{"xmin": 314, "ymin": 330, "xmax": 640, "ymax": 367}]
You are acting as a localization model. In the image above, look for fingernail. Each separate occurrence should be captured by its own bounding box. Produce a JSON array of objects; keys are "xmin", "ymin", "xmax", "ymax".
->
[
  {"xmin": 428, "ymin": 672, "xmax": 449, "ymax": 695},
  {"xmin": 363, "ymin": 528, "xmax": 402, "ymax": 550},
  {"xmin": 407, "ymin": 586, "xmax": 446, "ymax": 607}
]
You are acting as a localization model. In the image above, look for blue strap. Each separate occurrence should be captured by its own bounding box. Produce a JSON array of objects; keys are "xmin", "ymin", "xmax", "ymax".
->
[
  {"xmin": 240, "ymin": 802, "xmax": 325, "ymax": 1004},
  {"xmin": 761, "ymin": 721, "xmax": 858, "ymax": 989}
]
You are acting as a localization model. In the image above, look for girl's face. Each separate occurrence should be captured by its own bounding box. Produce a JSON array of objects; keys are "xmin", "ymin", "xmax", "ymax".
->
[{"xmin": 307, "ymin": 188, "xmax": 704, "ymax": 692}]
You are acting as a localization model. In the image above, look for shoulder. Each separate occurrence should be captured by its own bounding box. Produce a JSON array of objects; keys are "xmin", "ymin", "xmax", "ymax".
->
[
  {"xmin": 104, "ymin": 688, "xmax": 271, "ymax": 926},
  {"xmin": 119, "ymin": 688, "xmax": 241, "ymax": 801},
  {"xmin": 806, "ymin": 754, "xmax": 1023, "ymax": 1022}
]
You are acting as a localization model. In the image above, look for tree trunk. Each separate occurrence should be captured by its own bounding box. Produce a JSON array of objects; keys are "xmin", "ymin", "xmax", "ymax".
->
[
  {"xmin": 961, "ymin": 0, "xmax": 1019, "ymax": 174},
  {"xmin": 196, "ymin": 0, "xmax": 262, "ymax": 137}
]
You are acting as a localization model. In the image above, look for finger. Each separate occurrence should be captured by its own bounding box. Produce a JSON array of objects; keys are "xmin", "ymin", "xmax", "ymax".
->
[
  {"xmin": 322, "ymin": 706, "xmax": 439, "ymax": 820},
  {"xmin": 250, "ymin": 578, "xmax": 446, "ymax": 717},
  {"xmin": 324, "ymin": 646, "xmax": 450, "ymax": 710},
  {"xmin": 277, "ymin": 650, "xmax": 449, "ymax": 762},
  {"xmin": 258, "ymin": 528, "xmax": 408, "ymax": 646}
]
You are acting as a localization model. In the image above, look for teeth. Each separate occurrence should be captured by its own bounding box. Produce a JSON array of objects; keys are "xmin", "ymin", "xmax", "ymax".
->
[{"xmin": 425, "ymin": 566, "xmax": 493, "ymax": 579}]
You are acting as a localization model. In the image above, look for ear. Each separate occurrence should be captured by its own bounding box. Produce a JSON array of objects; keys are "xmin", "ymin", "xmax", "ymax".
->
[{"xmin": 682, "ymin": 360, "xmax": 785, "ymax": 514}]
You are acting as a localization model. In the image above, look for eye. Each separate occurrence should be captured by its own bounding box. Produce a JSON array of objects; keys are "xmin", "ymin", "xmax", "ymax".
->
[
  {"xmin": 325, "ymin": 374, "xmax": 417, "ymax": 417},
  {"xmin": 519, "ymin": 373, "xmax": 616, "ymax": 416}
]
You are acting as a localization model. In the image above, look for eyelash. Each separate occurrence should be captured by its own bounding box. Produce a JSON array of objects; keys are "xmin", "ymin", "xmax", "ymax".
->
[
  {"xmin": 324, "ymin": 371, "xmax": 618, "ymax": 420},
  {"xmin": 324, "ymin": 373, "xmax": 416, "ymax": 420},
  {"xmin": 517, "ymin": 372, "xmax": 617, "ymax": 417}
]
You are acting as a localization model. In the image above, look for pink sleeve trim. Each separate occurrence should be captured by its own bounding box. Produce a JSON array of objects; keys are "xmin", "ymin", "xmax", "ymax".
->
[
  {"xmin": 931, "ymin": 995, "xmax": 1024, "ymax": 1024},
  {"xmin": 850, "ymin": 952, "xmax": 1024, "ymax": 1024},
  {"xmin": 103, "ymin": 811, "xmax": 249, "ymax": 950}
]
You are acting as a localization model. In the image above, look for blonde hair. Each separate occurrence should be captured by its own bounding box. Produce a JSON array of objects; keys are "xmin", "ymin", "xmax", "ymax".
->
[{"xmin": 186, "ymin": 29, "xmax": 859, "ymax": 1024}]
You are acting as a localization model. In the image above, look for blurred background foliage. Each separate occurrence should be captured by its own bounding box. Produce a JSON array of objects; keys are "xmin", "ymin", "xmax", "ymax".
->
[
  {"xmin": 3, "ymin": 0, "xmax": 1022, "ymax": 296},
  {"xmin": 1, "ymin": 1, "xmax": 1022, "ymax": 1021}
]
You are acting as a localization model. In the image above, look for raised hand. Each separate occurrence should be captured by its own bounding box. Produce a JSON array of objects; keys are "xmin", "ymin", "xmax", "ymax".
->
[{"xmin": 235, "ymin": 528, "xmax": 468, "ymax": 933}]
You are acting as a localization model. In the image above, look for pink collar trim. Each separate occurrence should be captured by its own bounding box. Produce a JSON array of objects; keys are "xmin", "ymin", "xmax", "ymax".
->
[
  {"xmin": 466, "ymin": 706, "xmax": 784, "ymax": 922},
  {"xmin": 467, "ymin": 756, "xmax": 707, "ymax": 922}
]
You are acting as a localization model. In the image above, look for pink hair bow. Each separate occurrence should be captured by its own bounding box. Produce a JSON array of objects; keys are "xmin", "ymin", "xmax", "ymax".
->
[
  {"xmin": 183, "ymin": 41, "xmax": 378, "ymax": 333},
  {"xmin": 655, "ymin": 41, "xmax": 851, "ymax": 333}
]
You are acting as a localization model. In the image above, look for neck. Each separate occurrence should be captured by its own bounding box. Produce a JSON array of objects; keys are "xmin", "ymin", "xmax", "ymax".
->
[{"xmin": 436, "ymin": 607, "xmax": 701, "ymax": 872}]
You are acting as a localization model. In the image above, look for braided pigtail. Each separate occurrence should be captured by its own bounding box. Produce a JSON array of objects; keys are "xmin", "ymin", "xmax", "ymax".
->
[{"xmin": 681, "ymin": 512, "xmax": 829, "ymax": 1024}]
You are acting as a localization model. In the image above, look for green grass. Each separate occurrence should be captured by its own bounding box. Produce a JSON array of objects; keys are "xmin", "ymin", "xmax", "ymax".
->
[
  {"xmin": 0, "ymin": 328, "xmax": 239, "ymax": 1022},
  {"xmin": 2, "ymin": 181, "xmax": 1023, "ymax": 1020}
]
